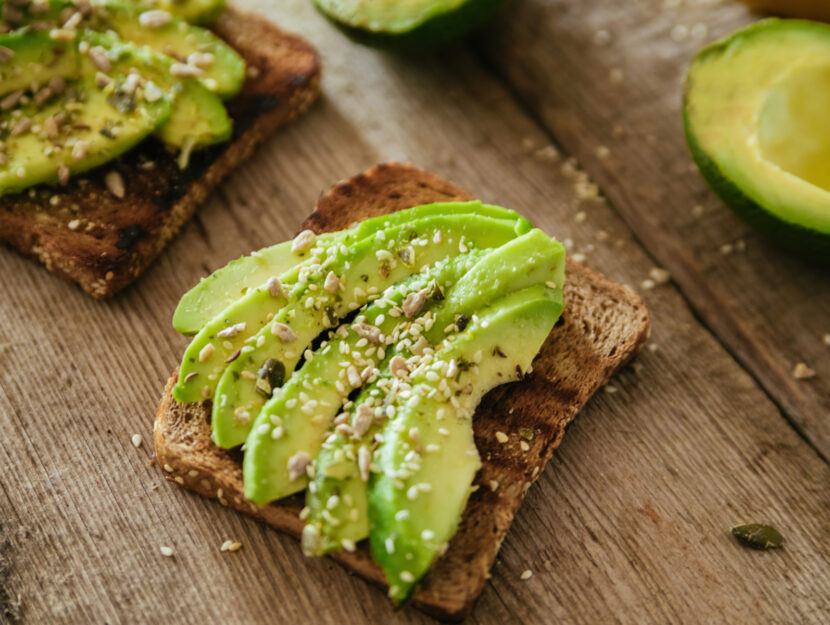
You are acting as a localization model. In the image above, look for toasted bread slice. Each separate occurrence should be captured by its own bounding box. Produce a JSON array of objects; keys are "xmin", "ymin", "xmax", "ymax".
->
[
  {"xmin": 153, "ymin": 163, "xmax": 650, "ymax": 621},
  {"xmin": 0, "ymin": 6, "xmax": 320, "ymax": 298}
]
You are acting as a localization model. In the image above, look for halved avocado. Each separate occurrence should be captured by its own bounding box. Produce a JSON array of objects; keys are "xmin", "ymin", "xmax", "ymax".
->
[
  {"xmin": 684, "ymin": 19, "xmax": 830, "ymax": 263},
  {"xmin": 312, "ymin": 0, "xmax": 506, "ymax": 52}
]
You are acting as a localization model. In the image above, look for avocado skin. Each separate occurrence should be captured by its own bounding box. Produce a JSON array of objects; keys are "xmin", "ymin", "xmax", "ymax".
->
[
  {"xmin": 683, "ymin": 104, "xmax": 830, "ymax": 265},
  {"xmin": 683, "ymin": 19, "xmax": 830, "ymax": 265},
  {"xmin": 313, "ymin": 0, "xmax": 506, "ymax": 53}
]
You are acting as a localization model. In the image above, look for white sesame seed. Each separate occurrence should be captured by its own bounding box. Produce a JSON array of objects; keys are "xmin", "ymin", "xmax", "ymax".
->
[
  {"xmin": 131, "ymin": 433, "xmax": 142, "ymax": 448},
  {"xmin": 139, "ymin": 9, "xmax": 172, "ymax": 27},
  {"xmin": 170, "ymin": 62, "xmax": 203, "ymax": 78},
  {"xmin": 291, "ymin": 230, "xmax": 316, "ymax": 254},
  {"xmin": 520, "ymin": 569, "xmax": 533, "ymax": 580},
  {"xmin": 792, "ymin": 363, "xmax": 816, "ymax": 380},
  {"xmin": 198, "ymin": 343, "xmax": 215, "ymax": 362},
  {"xmin": 159, "ymin": 546, "xmax": 174, "ymax": 557},
  {"xmin": 495, "ymin": 431, "xmax": 509, "ymax": 443},
  {"xmin": 400, "ymin": 571, "xmax": 415, "ymax": 583}
]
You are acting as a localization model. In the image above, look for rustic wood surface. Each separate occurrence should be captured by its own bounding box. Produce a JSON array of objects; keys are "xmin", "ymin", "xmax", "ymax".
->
[{"xmin": 1, "ymin": 0, "xmax": 828, "ymax": 624}]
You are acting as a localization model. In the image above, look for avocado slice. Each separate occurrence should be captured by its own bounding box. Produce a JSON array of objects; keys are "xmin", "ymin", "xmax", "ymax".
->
[
  {"xmin": 241, "ymin": 251, "xmax": 485, "ymax": 504},
  {"xmin": 0, "ymin": 37, "xmax": 172, "ymax": 195},
  {"xmin": 81, "ymin": 30, "xmax": 231, "ymax": 150},
  {"xmin": 301, "ymin": 229, "xmax": 565, "ymax": 552},
  {"xmin": 211, "ymin": 214, "xmax": 533, "ymax": 447},
  {"xmin": 0, "ymin": 31, "xmax": 78, "ymax": 98},
  {"xmin": 173, "ymin": 213, "xmax": 527, "ymax": 405},
  {"xmin": 369, "ymin": 284, "xmax": 563, "ymax": 602},
  {"xmin": 684, "ymin": 19, "xmax": 830, "ymax": 263},
  {"xmin": 89, "ymin": 1, "xmax": 245, "ymax": 99},
  {"xmin": 172, "ymin": 201, "xmax": 530, "ymax": 335},
  {"xmin": 312, "ymin": 0, "xmax": 506, "ymax": 52}
]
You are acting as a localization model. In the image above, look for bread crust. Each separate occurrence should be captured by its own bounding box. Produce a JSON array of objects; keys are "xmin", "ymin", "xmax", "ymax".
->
[
  {"xmin": 154, "ymin": 163, "xmax": 651, "ymax": 620},
  {"xmin": 0, "ymin": 5, "xmax": 320, "ymax": 298}
]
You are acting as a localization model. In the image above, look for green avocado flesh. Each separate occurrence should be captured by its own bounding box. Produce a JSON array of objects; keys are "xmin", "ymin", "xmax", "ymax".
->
[
  {"xmin": 90, "ymin": 2, "xmax": 244, "ymax": 99},
  {"xmin": 684, "ymin": 19, "xmax": 830, "ymax": 262},
  {"xmin": 0, "ymin": 31, "xmax": 77, "ymax": 98},
  {"xmin": 0, "ymin": 36, "xmax": 173, "ymax": 195},
  {"xmin": 172, "ymin": 201, "xmax": 529, "ymax": 335},
  {"xmin": 171, "ymin": 202, "xmax": 565, "ymax": 601},
  {"xmin": 173, "ymin": 212, "xmax": 528, "ymax": 405},
  {"xmin": 370, "ymin": 285, "xmax": 561, "ymax": 602},
  {"xmin": 313, "ymin": 0, "xmax": 505, "ymax": 51},
  {"xmin": 0, "ymin": 0, "xmax": 239, "ymax": 195}
]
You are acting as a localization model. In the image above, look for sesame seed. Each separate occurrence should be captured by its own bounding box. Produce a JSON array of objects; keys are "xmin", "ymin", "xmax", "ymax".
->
[
  {"xmin": 400, "ymin": 571, "xmax": 415, "ymax": 583},
  {"xmin": 792, "ymin": 363, "xmax": 816, "ymax": 380},
  {"xmin": 220, "ymin": 540, "xmax": 242, "ymax": 552},
  {"xmin": 495, "ymin": 431, "xmax": 509, "ymax": 443},
  {"xmin": 67, "ymin": 219, "xmax": 81, "ymax": 231},
  {"xmin": 649, "ymin": 267, "xmax": 671, "ymax": 284},
  {"xmin": 160, "ymin": 546, "xmax": 174, "ymax": 557},
  {"xmin": 139, "ymin": 9, "xmax": 172, "ymax": 28},
  {"xmin": 170, "ymin": 62, "xmax": 203, "ymax": 78},
  {"xmin": 198, "ymin": 343, "xmax": 215, "ymax": 362},
  {"xmin": 88, "ymin": 46, "xmax": 111, "ymax": 72},
  {"xmin": 520, "ymin": 569, "xmax": 533, "ymax": 580},
  {"xmin": 291, "ymin": 230, "xmax": 316, "ymax": 254},
  {"xmin": 71, "ymin": 140, "xmax": 89, "ymax": 161},
  {"xmin": 593, "ymin": 29, "xmax": 611, "ymax": 46},
  {"xmin": 131, "ymin": 433, "xmax": 142, "ymax": 448},
  {"xmin": 574, "ymin": 211, "xmax": 587, "ymax": 223}
]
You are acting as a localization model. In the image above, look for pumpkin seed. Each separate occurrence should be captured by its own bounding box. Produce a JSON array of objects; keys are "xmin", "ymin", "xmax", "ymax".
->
[
  {"xmin": 730, "ymin": 523, "xmax": 784, "ymax": 550},
  {"xmin": 256, "ymin": 358, "xmax": 285, "ymax": 397}
]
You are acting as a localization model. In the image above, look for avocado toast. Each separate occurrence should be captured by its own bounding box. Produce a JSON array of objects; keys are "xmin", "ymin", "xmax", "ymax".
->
[
  {"xmin": 154, "ymin": 163, "xmax": 650, "ymax": 620},
  {"xmin": 0, "ymin": 2, "xmax": 320, "ymax": 297}
]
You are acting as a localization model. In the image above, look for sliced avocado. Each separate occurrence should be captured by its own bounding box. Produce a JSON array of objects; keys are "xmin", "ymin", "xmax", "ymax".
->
[
  {"xmin": 82, "ymin": 30, "xmax": 231, "ymax": 150},
  {"xmin": 684, "ymin": 19, "xmax": 830, "ymax": 263},
  {"xmin": 312, "ymin": 0, "xmax": 506, "ymax": 52},
  {"xmin": 0, "ymin": 38, "xmax": 172, "ymax": 195},
  {"xmin": 172, "ymin": 201, "xmax": 530, "ymax": 335},
  {"xmin": 241, "ymin": 252, "xmax": 483, "ymax": 504},
  {"xmin": 212, "ymin": 214, "xmax": 530, "ymax": 448},
  {"xmin": 154, "ymin": 78, "xmax": 230, "ymax": 148},
  {"xmin": 369, "ymin": 284, "xmax": 563, "ymax": 603},
  {"xmin": 0, "ymin": 31, "xmax": 77, "ymax": 98},
  {"xmin": 90, "ymin": 1, "xmax": 245, "ymax": 99},
  {"xmin": 302, "ymin": 230, "xmax": 565, "ymax": 553},
  {"xmin": 155, "ymin": 0, "xmax": 226, "ymax": 25},
  {"xmin": 172, "ymin": 213, "xmax": 526, "ymax": 404}
]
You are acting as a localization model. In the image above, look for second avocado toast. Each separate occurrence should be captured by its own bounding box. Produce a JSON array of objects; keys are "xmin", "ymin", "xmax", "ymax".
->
[
  {"xmin": 0, "ymin": 1, "xmax": 320, "ymax": 297},
  {"xmin": 155, "ymin": 163, "xmax": 651, "ymax": 620}
]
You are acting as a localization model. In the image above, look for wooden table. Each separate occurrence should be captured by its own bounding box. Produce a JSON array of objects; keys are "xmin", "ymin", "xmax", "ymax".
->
[{"xmin": 1, "ymin": 0, "xmax": 828, "ymax": 623}]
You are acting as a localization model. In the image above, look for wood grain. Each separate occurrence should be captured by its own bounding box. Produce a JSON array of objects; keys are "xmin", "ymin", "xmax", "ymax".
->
[
  {"xmin": 474, "ymin": 0, "xmax": 830, "ymax": 459},
  {"xmin": 1, "ymin": 1, "xmax": 828, "ymax": 624}
]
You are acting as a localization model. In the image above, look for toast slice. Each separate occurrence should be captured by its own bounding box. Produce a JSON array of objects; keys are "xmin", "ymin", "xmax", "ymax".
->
[
  {"xmin": 153, "ymin": 163, "xmax": 651, "ymax": 621},
  {"xmin": 0, "ymin": 5, "xmax": 320, "ymax": 298}
]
